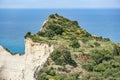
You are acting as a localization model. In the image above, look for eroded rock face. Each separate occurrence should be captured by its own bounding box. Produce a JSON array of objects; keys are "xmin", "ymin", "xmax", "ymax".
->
[
  {"xmin": 24, "ymin": 38, "xmax": 53, "ymax": 80},
  {"xmin": 0, "ymin": 38, "xmax": 53, "ymax": 80}
]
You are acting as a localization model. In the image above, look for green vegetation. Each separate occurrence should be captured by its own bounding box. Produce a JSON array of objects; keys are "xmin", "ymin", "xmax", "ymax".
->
[
  {"xmin": 70, "ymin": 40, "xmax": 80, "ymax": 51},
  {"xmin": 46, "ymin": 24, "xmax": 64, "ymax": 35},
  {"xmin": 82, "ymin": 46, "xmax": 120, "ymax": 79},
  {"xmin": 38, "ymin": 68, "xmax": 80, "ymax": 80},
  {"xmin": 51, "ymin": 49, "xmax": 77, "ymax": 67},
  {"xmin": 25, "ymin": 14, "xmax": 120, "ymax": 80},
  {"xmin": 94, "ymin": 42, "xmax": 100, "ymax": 47},
  {"xmin": 24, "ymin": 32, "xmax": 31, "ymax": 38},
  {"xmin": 104, "ymin": 38, "xmax": 110, "ymax": 41}
]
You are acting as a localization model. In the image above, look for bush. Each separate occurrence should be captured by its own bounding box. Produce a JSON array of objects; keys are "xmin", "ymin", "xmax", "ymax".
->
[
  {"xmin": 72, "ymin": 21, "xmax": 79, "ymax": 26},
  {"xmin": 70, "ymin": 73, "xmax": 80, "ymax": 80},
  {"xmin": 81, "ymin": 47, "xmax": 120, "ymax": 79},
  {"xmin": 113, "ymin": 71, "xmax": 120, "ymax": 78},
  {"xmin": 113, "ymin": 45, "xmax": 120, "ymax": 56},
  {"xmin": 96, "ymin": 36, "xmax": 103, "ymax": 41},
  {"xmin": 51, "ymin": 49, "xmax": 77, "ymax": 66},
  {"xmin": 45, "ymin": 30, "xmax": 55, "ymax": 39},
  {"xmin": 54, "ymin": 74, "xmax": 67, "ymax": 80},
  {"xmin": 94, "ymin": 42, "xmax": 100, "ymax": 47},
  {"xmin": 47, "ymin": 67, "xmax": 55, "ymax": 76},
  {"xmin": 70, "ymin": 36, "xmax": 77, "ymax": 41},
  {"xmin": 82, "ymin": 62, "xmax": 94, "ymax": 71},
  {"xmin": 89, "ymin": 49, "xmax": 106, "ymax": 64},
  {"xmin": 49, "ymin": 14, "xmax": 55, "ymax": 18},
  {"xmin": 94, "ymin": 64, "xmax": 106, "ymax": 72},
  {"xmin": 104, "ymin": 38, "xmax": 110, "ymax": 41},
  {"xmin": 24, "ymin": 32, "xmax": 31, "ymax": 38},
  {"xmin": 38, "ymin": 73, "xmax": 48, "ymax": 80},
  {"xmin": 70, "ymin": 40, "xmax": 80, "ymax": 50},
  {"xmin": 37, "ymin": 31, "xmax": 45, "ymax": 37},
  {"xmin": 81, "ymin": 37, "xmax": 89, "ymax": 43},
  {"xmin": 47, "ymin": 24, "xmax": 64, "ymax": 35},
  {"xmin": 75, "ymin": 30, "xmax": 81, "ymax": 35}
]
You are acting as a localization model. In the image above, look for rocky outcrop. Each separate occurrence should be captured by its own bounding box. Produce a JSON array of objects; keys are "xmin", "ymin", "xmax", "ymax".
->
[
  {"xmin": 24, "ymin": 38, "xmax": 53, "ymax": 80},
  {"xmin": 0, "ymin": 38, "xmax": 53, "ymax": 80}
]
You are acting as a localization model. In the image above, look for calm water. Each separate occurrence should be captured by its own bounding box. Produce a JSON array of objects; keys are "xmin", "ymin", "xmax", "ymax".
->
[{"xmin": 0, "ymin": 9, "xmax": 120, "ymax": 53}]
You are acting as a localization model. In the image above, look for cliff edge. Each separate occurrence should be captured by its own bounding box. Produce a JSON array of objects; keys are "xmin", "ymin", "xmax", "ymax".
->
[{"xmin": 0, "ymin": 38, "xmax": 53, "ymax": 80}]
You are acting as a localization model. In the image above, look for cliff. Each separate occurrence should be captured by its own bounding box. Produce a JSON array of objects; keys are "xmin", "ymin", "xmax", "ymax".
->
[
  {"xmin": 0, "ymin": 38, "xmax": 53, "ymax": 80},
  {"xmin": 24, "ymin": 38, "xmax": 53, "ymax": 80}
]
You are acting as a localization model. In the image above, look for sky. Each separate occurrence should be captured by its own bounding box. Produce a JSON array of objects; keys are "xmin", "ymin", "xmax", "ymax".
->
[{"xmin": 0, "ymin": 0, "xmax": 120, "ymax": 9}]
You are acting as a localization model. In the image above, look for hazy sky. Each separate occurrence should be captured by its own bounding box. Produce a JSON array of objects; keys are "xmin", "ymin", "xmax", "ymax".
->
[{"xmin": 0, "ymin": 0, "xmax": 120, "ymax": 9}]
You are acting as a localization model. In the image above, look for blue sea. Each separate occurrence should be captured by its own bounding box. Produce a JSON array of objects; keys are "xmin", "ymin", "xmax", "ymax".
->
[{"xmin": 0, "ymin": 9, "xmax": 120, "ymax": 53}]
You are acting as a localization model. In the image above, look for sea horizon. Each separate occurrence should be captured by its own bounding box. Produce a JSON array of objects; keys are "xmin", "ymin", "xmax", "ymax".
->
[{"xmin": 0, "ymin": 9, "xmax": 120, "ymax": 53}]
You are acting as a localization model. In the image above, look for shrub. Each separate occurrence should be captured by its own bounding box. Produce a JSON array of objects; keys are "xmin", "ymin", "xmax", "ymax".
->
[
  {"xmin": 24, "ymin": 32, "xmax": 31, "ymax": 38},
  {"xmin": 37, "ymin": 31, "xmax": 45, "ymax": 37},
  {"xmin": 51, "ymin": 49, "xmax": 77, "ymax": 66},
  {"xmin": 103, "ymin": 68, "xmax": 119, "ymax": 78},
  {"xmin": 94, "ymin": 64, "xmax": 106, "ymax": 72},
  {"xmin": 82, "ymin": 60, "xmax": 95, "ymax": 71},
  {"xmin": 96, "ymin": 36, "xmax": 103, "ymax": 41},
  {"xmin": 49, "ymin": 14, "xmax": 55, "ymax": 18},
  {"xmin": 70, "ymin": 36, "xmax": 77, "ymax": 41},
  {"xmin": 38, "ymin": 73, "xmax": 48, "ymax": 80},
  {"xmin": 113, "ymin": 71, "xmax": 120, "ymax": 78},
  {"xmin": 89, "ymin": 44, "xmax": 94, "ymax": 48},
  {"xmin": 104, "ymin": 38, "xmax": 110, "ymax": 41},
  {"xmin": 81, "ymin": 48, "xmax": 120, "ymax": 79},
  {"xmin": 54, "ymin": 74, "xmax": 66, "ymax": 80},
  {"xmin": 82, "ymin": 62, "xmax": 93, "ymax": 71},
  {"xmin": 47, "ymin": 67, "xmax": 55, "ymax": 76},
  {"xmin": 94, "ymin": 42, "xmax": 100, "ymax": 47},
  {"xmin": 30, "ymin": 35, "xmax": 43, "ymax": 42},
  {"xmin": 70, "ymin": 40, "xmax": 80, "ymax": 50},
  {"xmin": 70, "ymin": 73, "xmax": 80, "ymax": 80},
  {"xmin": 89, "ymin": 49, "xmax": 106, "ymax": 64},
  {"xmin": 81, "ymin": 37, "xmax": 89, "ymax": 43},
  {"xmin": 75, "ymin": 30, "xmax": 81, "ymax": 35},
  {"xmin": 72, "ymin": 21, "xmax": 79, "ymax": 26},
  {"xmin": 47, "ymin": 24, "xmax": 64, "ymax": 35},
  {"xmin": 113, "ymin": 45, "xmax": 120, "ymax": 56},
  {"xmin": 45, "ymin": 30, "xmax": 55, "ymax": 39}
]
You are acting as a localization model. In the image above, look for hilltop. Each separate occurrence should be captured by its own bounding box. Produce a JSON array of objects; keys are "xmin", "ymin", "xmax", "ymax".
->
[{"xmin": 25, "ymin": 14, "xmax": 120, "ymax": 80}]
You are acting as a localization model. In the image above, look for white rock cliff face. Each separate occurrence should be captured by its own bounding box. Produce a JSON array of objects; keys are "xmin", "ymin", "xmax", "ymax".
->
[{"xmin": 0, "ymin": 38, "xmax": 53, "ymax": 80}]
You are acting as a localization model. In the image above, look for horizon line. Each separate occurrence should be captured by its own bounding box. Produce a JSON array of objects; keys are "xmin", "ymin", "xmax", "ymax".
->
[{"xmin": 0, "ymin": 7, "xmax": 120, "ymax": 9}]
